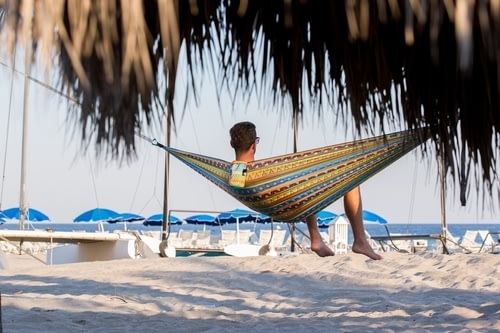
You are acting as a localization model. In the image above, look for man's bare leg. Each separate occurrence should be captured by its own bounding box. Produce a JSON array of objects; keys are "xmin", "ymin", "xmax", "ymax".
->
[
  {"xmin": 344, "ymin": 187, "xmax": 383, "ymax": 260},
  {"xmin": 306, "ymin": 214, "xmax": 334, "ymax": 257}
]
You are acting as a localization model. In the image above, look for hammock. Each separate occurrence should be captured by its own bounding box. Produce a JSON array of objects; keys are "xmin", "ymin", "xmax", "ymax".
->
[{"xmin": 146, "ymin": 129, "xmax": 428, "ymax": 222}]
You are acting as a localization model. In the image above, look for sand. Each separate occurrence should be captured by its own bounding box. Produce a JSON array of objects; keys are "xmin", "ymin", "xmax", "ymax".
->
[{"xmin": 1, "ymin": 251, "xmax": 499, "ymax": 333}]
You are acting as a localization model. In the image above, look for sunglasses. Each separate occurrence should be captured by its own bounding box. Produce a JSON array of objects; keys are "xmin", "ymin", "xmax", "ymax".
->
[{"xmin": 255, "ymin": 137, "xmax": 260, "ymax": 144}]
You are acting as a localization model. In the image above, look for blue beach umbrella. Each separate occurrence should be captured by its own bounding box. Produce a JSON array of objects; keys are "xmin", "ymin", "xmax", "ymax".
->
[
  {"xmin": 254, "ymin": 213, "xmax": 273, "ymax": 223},
  {"xmin": 143, "ymin": 214, "xmax": 182, "ymax": 226},
  {"xmin": 73, "ymin": 208, "xmax": 119, "ymax": 222},
  {"xmin": 362, "ymin": 210, "xmax": 388, "ymax": 225},
  {"xmin": 2, "ymin": 207, "xmax": 50, "ymax": 221},
  {"xmin": 107, "ymin": 212, "xmax": 145, "ymax": 223},
  {"xmin": 217, "ymin": 208, "xmax": 265, "ymax": 224},
  {"xmin": 185, "ymin": 214, "xmax": 217, "ymax": 226},
  {"xmin": 317, "ymin": 210, "xmax": 338, "ymax": 228}
]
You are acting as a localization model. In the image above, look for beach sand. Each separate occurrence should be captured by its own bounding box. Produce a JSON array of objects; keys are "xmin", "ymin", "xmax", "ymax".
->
[{"xmin": 1, "ymin": 251, "xmax": 499, "ymax": 333}]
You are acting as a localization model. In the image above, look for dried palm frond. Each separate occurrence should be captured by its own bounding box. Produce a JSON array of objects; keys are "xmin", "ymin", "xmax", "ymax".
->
[{"xmin": 0, "ymin": 0, "xmax": 498, "ymax": 199}]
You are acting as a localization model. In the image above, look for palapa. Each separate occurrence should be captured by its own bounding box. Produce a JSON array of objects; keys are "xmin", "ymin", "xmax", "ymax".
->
[{"xmin": 0, "ymin": 0, "xmax": 498, "ymax": 203}]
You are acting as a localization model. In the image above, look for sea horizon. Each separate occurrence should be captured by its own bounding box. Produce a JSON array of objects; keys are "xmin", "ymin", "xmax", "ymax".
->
[{"xmin": 2, "ymin": 220, "xmax": 498, "ymax": 242}]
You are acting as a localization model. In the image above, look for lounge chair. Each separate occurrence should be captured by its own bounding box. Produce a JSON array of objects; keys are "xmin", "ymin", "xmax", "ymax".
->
[
  {"xmin": 460, "ymin": 230, "xmax": 482, "ymax": 253},
  {"xmin": 210, "ymin": 234, "xmax": 221, "ymax": 248},
  {"xmin": 195, "ymin": 230, "xmax": 211, "ymax": 248},
  {"xmin": 477, "ymin": 230, "xmax": 499, "ymax": 253},
  {"xmin": 220, "ymin": 230, "xmax": 237, "ymax": 247},
  {"xmin": 257, "ymin": 228, "xmax": 287, "ymax": 252},
  {"xmin": 435, "ymin": 229, "xmax": 462, "ymax": 253},
  {"xmin": 236, "ymin": 229, "xmax": 252, "ymax": 244},
  {"xmin": 364, "ymin": 230, "xmax": 384, "ymax": 252},
  {"xmin": 178, "ymin": 229, "xmax": 194, "ymax": 248}
]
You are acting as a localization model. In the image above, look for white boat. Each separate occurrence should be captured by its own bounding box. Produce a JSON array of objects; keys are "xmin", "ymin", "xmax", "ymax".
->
[{"xmin": 0, "ymin": 229, "xmax": 162, "ymax": 265}]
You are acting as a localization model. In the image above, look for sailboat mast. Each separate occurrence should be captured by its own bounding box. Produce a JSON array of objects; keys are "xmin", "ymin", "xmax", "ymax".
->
[
  {"xmin": 19, "ymin": 39, "xmax": 33, "ymax": 230},
  {"xmin": 439, "ymin": 145, "xmax": 448, "ymax": 246},
  {"xmin": 161, "ymin": 111, "xmax": 172, "ymax": 241},
  {"xmin": 0, "ymin": 50, "xmax": 17, "ymax": 211},
  {"xmin": 290, "ymin": 113, "xmax": 299, "ymax": 252}
]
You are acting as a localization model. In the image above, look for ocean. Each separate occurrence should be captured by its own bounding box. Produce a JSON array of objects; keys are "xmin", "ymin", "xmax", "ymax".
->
[{"xmin": 2, "ymin": 220, "xmax": 498, "ymax": 247}]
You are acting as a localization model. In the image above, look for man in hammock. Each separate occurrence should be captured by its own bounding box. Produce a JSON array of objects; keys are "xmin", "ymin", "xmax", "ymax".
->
[{"xmin": 229, "ymin": 121, "xmax": 383, "ymax": 260}]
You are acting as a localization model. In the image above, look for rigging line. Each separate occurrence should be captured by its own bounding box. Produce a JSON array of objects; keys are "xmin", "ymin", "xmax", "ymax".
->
[
  {"xmin": 188, "ymin": 109, "xmax": 218, "ymax": 210},
  {"xmin": 126, "ymin": 125, "xmax": 153, "ymax": 213},
  {"xmin": 87, "ymin": 155, "xmax": 100, "ymax": 208},
  {"xmin": 0, "ymin": 50, "xmax": 17, "ymax": 210},
  {"xmin": 269, "ymin": 116, "xmax": 280, "ymax": 155},
  {"xmin": 406, "ymin": 153, "xmax": 419, "ymax": 233},
  {"xmin": 128, "ymin": 148, "xmax": 149, "ymax": 212},
  {"xmin": 129, "ymin": 112, "xmax": 150, "ymax": 214},
  {"xmin": 135, "ymin": 133, "xmax": 163, "ymax": 207},
  {"xmin": 138, "ymin": 144, "xmax": 163, "ymax": 214},
  {"xmin": 0, "ymin": 60, "xmax": 79, "ymax": 105}
]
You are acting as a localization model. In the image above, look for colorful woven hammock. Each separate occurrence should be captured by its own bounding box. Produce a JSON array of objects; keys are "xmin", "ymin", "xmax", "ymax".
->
[{"xmin": 147, "ymin": 129, "xmax": 428, "ymax": 222}]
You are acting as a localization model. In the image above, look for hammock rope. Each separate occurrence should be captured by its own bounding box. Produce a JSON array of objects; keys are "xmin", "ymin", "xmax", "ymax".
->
[{"xmin": 142, "ymin": 129, "xmax": 429, "ymax": 222}]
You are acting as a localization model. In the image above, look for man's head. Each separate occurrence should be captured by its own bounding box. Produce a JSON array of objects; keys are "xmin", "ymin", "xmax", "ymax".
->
[{"xmin": 229, "ymin": 121, "xmax": 259, "ymax": 154}]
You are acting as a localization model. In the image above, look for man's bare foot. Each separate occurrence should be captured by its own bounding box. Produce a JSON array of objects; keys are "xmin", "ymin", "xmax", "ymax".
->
[
  {"xmin": 311, "ymin": 241, "xmax": 335, "ymax": 257},
  {"xmin": 352, "ymin": 240, "xmax": 383, "ymax": 260}
]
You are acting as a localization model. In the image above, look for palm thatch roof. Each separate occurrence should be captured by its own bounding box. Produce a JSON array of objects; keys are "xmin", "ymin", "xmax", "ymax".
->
[{"xmin": 0, "ymin": 0, "xmax": 499, "ymax": 203}]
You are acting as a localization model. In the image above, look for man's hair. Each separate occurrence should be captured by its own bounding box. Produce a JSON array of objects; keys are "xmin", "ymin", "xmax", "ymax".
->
[{"xmin": 230, "ymin": 121, "xmax": 257, "ymax": 152}]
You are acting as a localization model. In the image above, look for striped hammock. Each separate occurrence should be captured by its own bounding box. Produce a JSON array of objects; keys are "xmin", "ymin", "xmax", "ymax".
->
[{"xmin": 148, "ymin": 129, "xmax": 428, "ymax": 222}]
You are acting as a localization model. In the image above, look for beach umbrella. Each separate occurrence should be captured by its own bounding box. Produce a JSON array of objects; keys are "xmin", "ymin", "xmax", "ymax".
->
[
  {"xmin": 317, "ymin": 210, "xmax": 338, "ymax": 228},
  {"xmin": 185, "ymin": 214, "xmax": 217, "ymax": 226},
  {"xmin": 254, "ymin": 213, "xmax": 273, "ymax": 224},
  {"xmin": 216, "ymin": 208, "xmax": 266, "ymax": 224},
  {"xmin": 362, "ymin": 210, "xmax": 388, "ymax": 225},
  {"xmin": 169, "ymin": 215, "xmax": 182, "ymax": 225},
  {"xmin": 143, "ymin": 214, "xmax": 182, "ymax": 226},
  {"xmin": 1, "ymin": 207, "xmax": 50, "ymax": 221},
  {"xmin": 73, "ymin": 208, "xmax": 119, "ymax": 222},
  {"xmin": 106, "ymin": 212, "xmax": 145, "ymax": 223}
]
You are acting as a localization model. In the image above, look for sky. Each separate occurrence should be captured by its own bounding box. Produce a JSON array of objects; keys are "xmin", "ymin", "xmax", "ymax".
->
[{"xmin": 0, "ymin": 56, "xmax": 498, "ymax": 225}]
